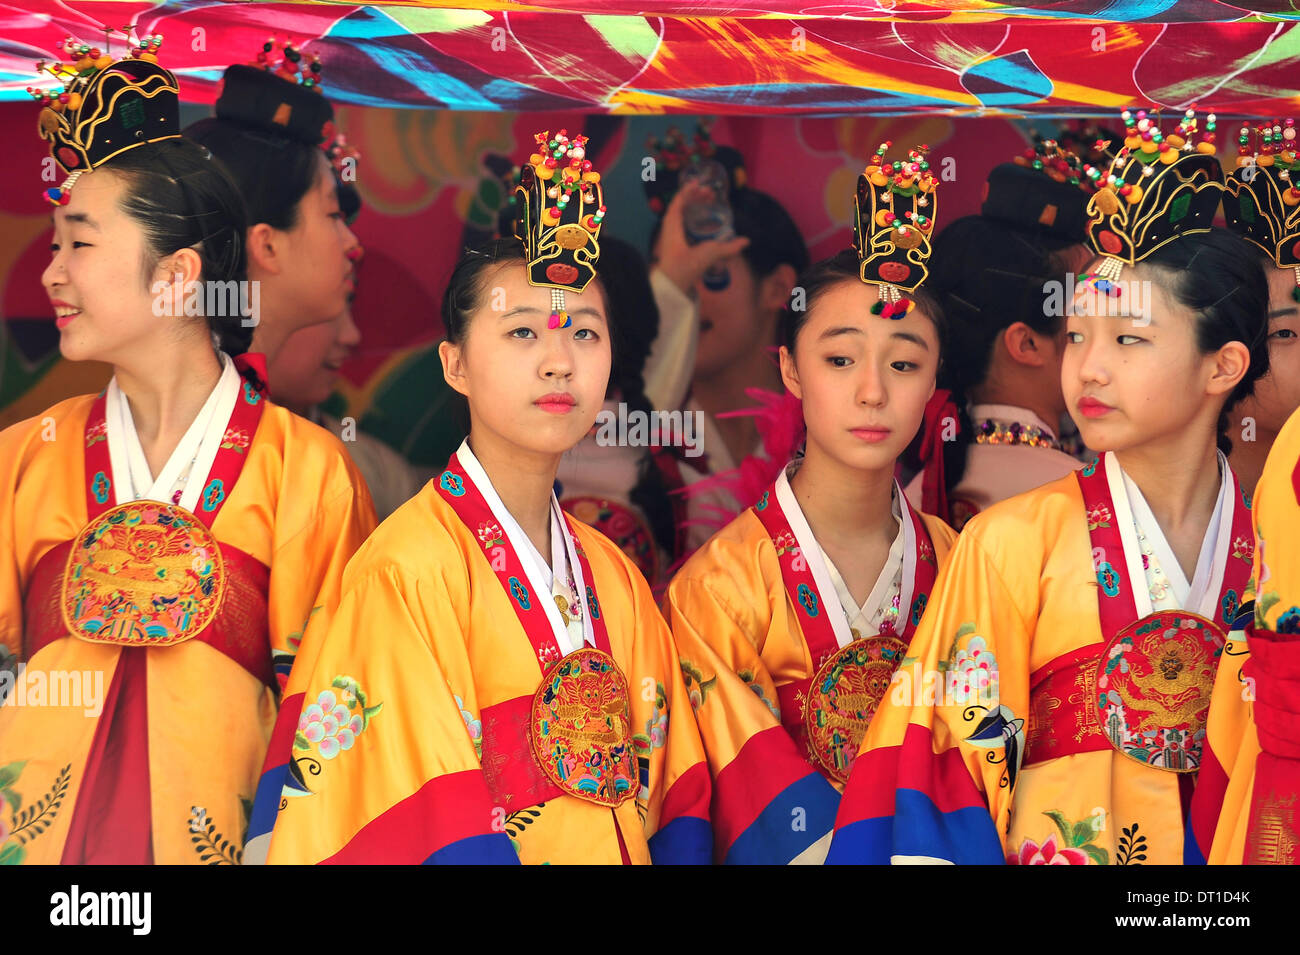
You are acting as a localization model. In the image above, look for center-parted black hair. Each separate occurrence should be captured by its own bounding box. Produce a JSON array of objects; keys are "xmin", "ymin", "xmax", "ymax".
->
[
  {"xmin": 1130, "ymin": 228, "xmax": 1271, "ymax": 455},
  {"xmin": 108, "ymin": 137, "xmax": 252, "ymax": 354}
]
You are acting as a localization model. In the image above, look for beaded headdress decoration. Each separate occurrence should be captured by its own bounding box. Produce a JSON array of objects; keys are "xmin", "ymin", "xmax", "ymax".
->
[
  {"xmin": 1080, "ymin": 108, "xmax": 1224, "ymax": 297},
  {"xmin": 1222, "ymin": 118, "xmax": 1300, "ymax": 303},
  {"xmin": 214, "ymin": 39, "xmax": 332, "ymax": 147},
  {"xmin": 981, "ymin": 136, "xmax": 1095, "ymax": 241},
  {"xmin": 853, "ymin": 141, "xmax": 939, "ymax": 317},
  {"xmin": 513, "ymin": 129, "xmax": 607, "ymax": 329},
  {"xmin": 29, "ymin": 32, "xmax": 180, "ymax": 205}
]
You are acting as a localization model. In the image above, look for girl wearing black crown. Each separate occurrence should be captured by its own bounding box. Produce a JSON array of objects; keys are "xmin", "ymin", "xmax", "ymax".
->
[
  {"xmin": 828, "ymin": 109, "xmax": 1272, "ymax": 866},
  {"xmin": 247, "ymin": 130, "xmax": 715, "ymax": 865},
  {"xmin": 665, "ymin": 143, "xmax": 959, "ymax": 863},
  {"xmin": 1222, "ymin": 119, "xmax": 1300, "ymax": 498},
  {"xmin": 0, "ymin": 35, "xmax": 375, "ymax": 864}
]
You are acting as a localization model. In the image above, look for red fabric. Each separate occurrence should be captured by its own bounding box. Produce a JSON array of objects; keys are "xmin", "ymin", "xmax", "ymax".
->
[
  {"xmin": 1244, "ymin": 631, "xmax": 1300, "ymax": 761},
  {"xmin": 479, "ymin": 694, "xmax": 564, "ymax": 812},
  {"xmin": 918, "ymin": 389, "xmax": 956, "ymax": 520},
  {"xmin": 26, "ymin": 538, "xmax": 275, "ymax": 689},
  {"xmin": 323, "ymin": 769, "xmax": 501, "ymax": 863},
  {"xmin": 60, "ymin": 647, "xmax": 154, "ymax": 864}
]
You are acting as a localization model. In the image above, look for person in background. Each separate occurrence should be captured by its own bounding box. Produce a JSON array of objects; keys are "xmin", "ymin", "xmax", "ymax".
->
[
  {"xmin": 185, "ymin": 41, "xmax": 359, "ymax": 365},
  {"xmin": 646, "ymin": 135, "xmax": 809, "ymax": 552},
  {"xmin": 268, "ymin": 167, "xmax": 423, "ymax": 522},
  {"xmin": 1222, "ymin": 119, "xmax": 1300, "ymax": 499},
  {"xmin": 902, "ymin": 138, "xmax": 1095, "ymax": 528}
]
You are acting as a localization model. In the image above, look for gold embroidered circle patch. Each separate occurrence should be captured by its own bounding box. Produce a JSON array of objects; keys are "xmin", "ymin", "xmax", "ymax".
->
[
  {"xmin": 1095, "ymin": 611, "xmax": 1224, "ymax": 773},
  {"xmin": 530, "ymin": 647, "xmax": 638, "ymax": 806},
  {"xmin": 62, "ymin": 502, "xmax": 225, "ymax": 646},
  {"xmin": 806, "ymin": 635, "xmax": 909, "ymax": 784}
]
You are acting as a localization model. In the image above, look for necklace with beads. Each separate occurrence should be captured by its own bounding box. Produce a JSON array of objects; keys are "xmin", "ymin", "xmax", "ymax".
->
[{"xmin": 973, "ymin": 418, "xmax": 1059, "ymax": 450}]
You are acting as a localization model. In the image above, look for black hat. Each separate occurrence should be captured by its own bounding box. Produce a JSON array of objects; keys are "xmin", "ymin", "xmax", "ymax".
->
[
  {"xmin": 981, "ymin": 138, "xmax": 1094, "ymax": 243},
  {"xmin": 215, "ymin": 62, "xmax": 333, "ymax": 147},
  {"xmin": 32, "ymin": 35, "xmax": 180, "ymax": 204}
]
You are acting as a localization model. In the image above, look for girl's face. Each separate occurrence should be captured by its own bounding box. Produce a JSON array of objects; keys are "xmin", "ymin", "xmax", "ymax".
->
[
  {"xmin": 439, "ymin": 263, "xmax": 611, "ymax": 457},
  {"xmin": 1240, "ymin": 265, "xmax": 1300, "ymax": 433},
  {"xmin": 268, "ymin": 299, "xmax": 361, "ymax": 412},
  {"xmin": 42, "ymin": 169, "xmax": 191, "ymax": 365},
  {"xmin": 263, "ymin": 154, "xmax": 359, "ymax": 330},
  {"xmin": 780, "ymin": 279, "xmax": 939, "ymax": 473},
  {"xmin": 1062, "ymin": 260, "xmax": 1239, "ymax": 453}
]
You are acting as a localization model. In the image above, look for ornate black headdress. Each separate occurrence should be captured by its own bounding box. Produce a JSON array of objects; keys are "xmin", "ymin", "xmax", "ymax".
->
[
  {"xmin": 852, "ymin": 141, "xmax": 939, "ymax": 317},
  {"xmin": 513, "ymin": 129, "xmax": 607, "ymax": 328}
]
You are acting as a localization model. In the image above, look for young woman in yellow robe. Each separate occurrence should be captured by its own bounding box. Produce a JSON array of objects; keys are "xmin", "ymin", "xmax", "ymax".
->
[
  {"xmin": 666, "ymin": 146, "xmax": 958, "ymax": 864},
  {"xmin": 249, "ymin": 131, "xmax": 712, "ymax": 865},
  {"xmin": 829, "ymin": 114, "xmax": 1272, "ymax": 865},
  {"xmin": 1189, "ymin": 404, "xmax": 1300, "ymax": 864},
  {"xmin": 0, "ymin": 45, "xmax": 374, "ymax": 866}
]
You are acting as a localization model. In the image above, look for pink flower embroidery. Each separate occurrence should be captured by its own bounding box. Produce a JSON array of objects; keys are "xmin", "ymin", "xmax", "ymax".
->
[
  {"xmin": 1087, "ymin": 505, "xmax": 1112, "ymax": 529},
  {"xmin": 298, "ymin": 689, "xmax": 363, "ymax": 760},
  {"xmin": 1232, "ymin": 536, "xmax": 1254, "ymax": 562},
  {"xmin": 1008, "ymin": 833, "xmax": 1091, "ymax": 865},
  {"xmin": 476, "ymin": 521, "xmax": 504, "ymax": 550}
]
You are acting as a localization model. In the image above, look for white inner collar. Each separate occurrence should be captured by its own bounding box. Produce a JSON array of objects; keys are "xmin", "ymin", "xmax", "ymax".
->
[
  {"xmin": 775, "ymin": 469, "xmax": 917, "ymax": 646},
  {"xmin": 105, "ymin": 352, "xmax": 239, "ymax": 512},
  {"xmin": 456, "ymin": 438, "xmax": 591, "ymax": 656},
  {"xmin": 1104, "ymin": 450, "xmax": 1234, "ymax": 618}
]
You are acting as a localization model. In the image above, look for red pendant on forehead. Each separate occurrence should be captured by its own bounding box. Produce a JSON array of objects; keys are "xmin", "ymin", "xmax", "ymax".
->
[
  {"xmin": 546, "ymin": 262, "xmax": 579, "ymax": 285},
  {"xmin": 878, "ymin": 261, "xmax": 910, "ymax": 283},
  {"xmin": 1098, "ymin": 230, "xmax": 1123, "ymax": 254},
  {"xmin": 57, "ymin": 147, "xmax": 81, "ymax": 169}
]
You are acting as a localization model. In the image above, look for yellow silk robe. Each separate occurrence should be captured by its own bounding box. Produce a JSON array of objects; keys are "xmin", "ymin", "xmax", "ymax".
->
[
  {"xmin": 666, "ymin": 497, "xmax": 956, "ymax": 863},
  {"xmin": 0, "ymin": 394, "xmax": 375, "ymax": 865},
  {"xmin": 1194, "ymin": 406, "xmax": 1300, "ymax": 864},
  {"xmin": 829, "ymin": 459, "xmax": 1249, "ymax": 865},
  {"xmin": 256, "ymin": 480, "xmax": 713, "ymax": 864}
]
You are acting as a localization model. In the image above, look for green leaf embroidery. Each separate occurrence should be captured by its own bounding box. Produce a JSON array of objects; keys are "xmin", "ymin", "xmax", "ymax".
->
[
  {"xmin": 293, "ymin": 731, "xmax": 311, "ymax": 751},
  {"xmin": 0, "ymin": 761, "xmax": 26, "ymax": 790},
  {"xmin": 0, "ymin": 841, "xmax": 26, "ymax": 866},
  {"xmin": 2, "ymin": 788, "xmax": 20, "ymax": 814},
  {"xmin": 1082, "ymin": 844, "xmax": 1110, "ymax": 866},
  {"xmin": 1044, "ymin": 810, "xmax": 1073, "ymax": 843},
  {"xmin": 361, "ymin": 702, "xmax": 384, "ymax": 730},
  {"xmin": 1259, "ymin": 591, "xmax": 1281, "ymax": 621}
]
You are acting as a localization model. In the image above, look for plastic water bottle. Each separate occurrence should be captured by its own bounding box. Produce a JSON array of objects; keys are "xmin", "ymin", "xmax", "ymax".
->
[{"xmin": 680, "ymin": 160, "xmax": 735, "ymax": 291}]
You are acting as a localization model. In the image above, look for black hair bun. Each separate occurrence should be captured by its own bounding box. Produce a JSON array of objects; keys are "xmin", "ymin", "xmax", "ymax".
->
[{"xmin": 215, "ymin": 64, "xmax": 334, "ymax": 146}]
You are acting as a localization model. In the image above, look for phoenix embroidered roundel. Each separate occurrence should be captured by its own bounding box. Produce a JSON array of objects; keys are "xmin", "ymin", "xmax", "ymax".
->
[
  {"xmin": 530, "ymin": 647, "xmax": 638, "ymax": 806},
  {"xmin": 1095, "ymin": 611, "xmax": 1224, "ymax": 773},
  {"xmin": 62, "ymin": 502, "xmax": 225, "ymax": 646},
  {"xmin": 805, "ymin": 634, "xmax": 909, "ymax": 784}
]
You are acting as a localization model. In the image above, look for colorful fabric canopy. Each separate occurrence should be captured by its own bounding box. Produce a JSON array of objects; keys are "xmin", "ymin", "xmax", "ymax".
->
[{"xmin": 2, "ymin": 2, "xmax": 1297, "ymax": 115}]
